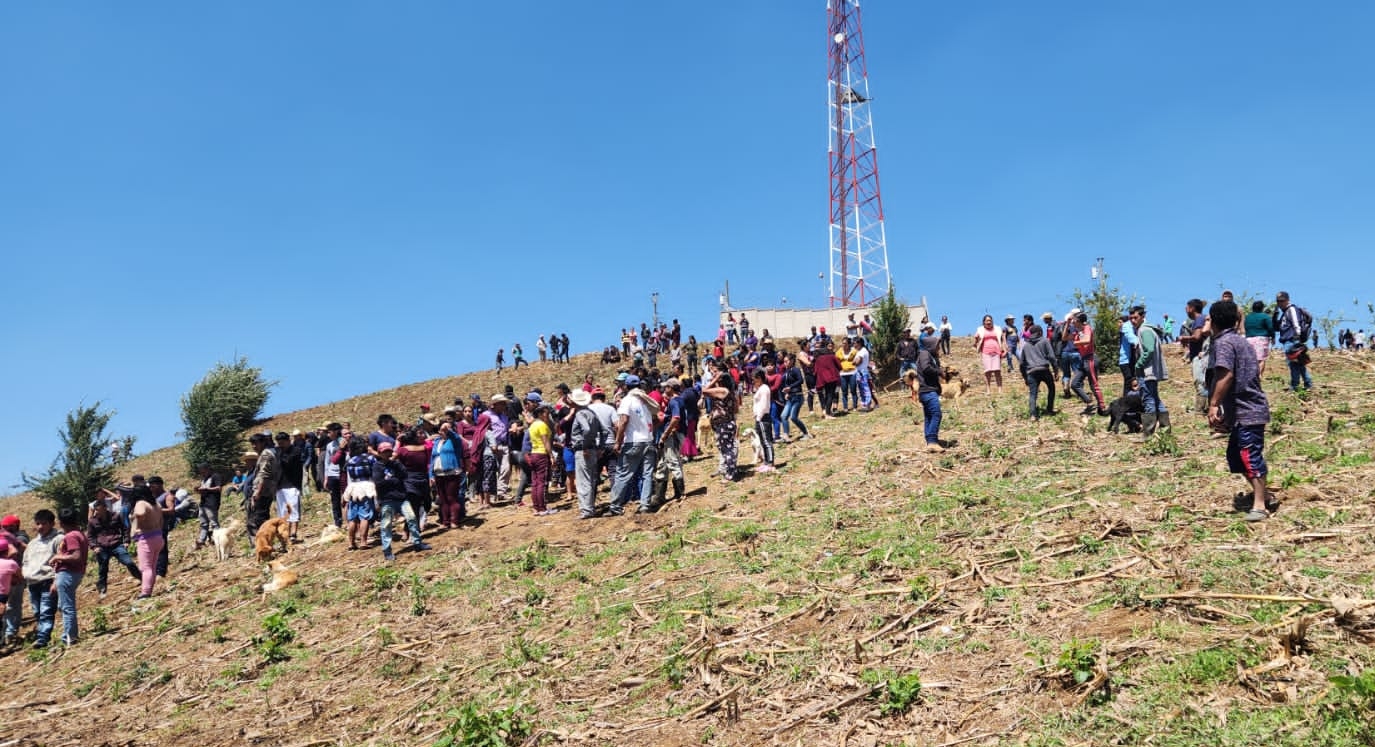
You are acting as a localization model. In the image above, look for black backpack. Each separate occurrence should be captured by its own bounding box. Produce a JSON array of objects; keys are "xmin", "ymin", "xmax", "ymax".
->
[{"xmin": 1295, "ymin": 306, "xmax": 1313, "ymax": 344}]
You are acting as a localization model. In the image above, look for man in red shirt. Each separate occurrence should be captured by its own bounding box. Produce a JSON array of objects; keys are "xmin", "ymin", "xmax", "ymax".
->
[{"xmin": 51, "ymin": 508, "xmax": 89, "ymax": 645}]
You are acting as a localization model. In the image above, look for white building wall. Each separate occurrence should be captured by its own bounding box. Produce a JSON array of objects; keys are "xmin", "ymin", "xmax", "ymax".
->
[{"xmin": 717, "ymin": 304, "xmax": 930, "ymax": 342}]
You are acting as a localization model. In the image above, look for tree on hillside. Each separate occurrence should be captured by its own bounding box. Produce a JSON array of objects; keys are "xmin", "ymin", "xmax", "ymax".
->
[
  {"xmin": 181, "ymin": 357, "xmax": 276, "ymax": 474},
  {"xmin": 22, "ymin": 402, "xmax": 117, "ymax": 515},
  {"xmin": 1069, "ymin": 273, "xmax": 1141, "ymax": 366},
  {"xmin": 869, "ymin": 285, "xmax": 911, "ymax": 377},
  {"xmin": 1316, "ymin": 310, "xmax": 1352, "ymax": 351}
]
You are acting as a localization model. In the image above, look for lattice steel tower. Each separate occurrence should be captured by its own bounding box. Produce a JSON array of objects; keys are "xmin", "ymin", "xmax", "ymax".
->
[{"xmin": 827, "ymin": 0, "xmax": 891, "ymax": 307}]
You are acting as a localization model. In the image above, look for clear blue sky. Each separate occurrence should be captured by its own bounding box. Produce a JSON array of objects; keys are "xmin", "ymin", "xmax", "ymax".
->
[{"xmin": 3, "ymin": 2, "xmax": 1373, "ymax": 491}]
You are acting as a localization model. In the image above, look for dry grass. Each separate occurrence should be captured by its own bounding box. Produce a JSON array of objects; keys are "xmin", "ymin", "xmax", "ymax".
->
[{"xmin": 5, "ymin": 346, "xmax": 1375, "ymax": 746}]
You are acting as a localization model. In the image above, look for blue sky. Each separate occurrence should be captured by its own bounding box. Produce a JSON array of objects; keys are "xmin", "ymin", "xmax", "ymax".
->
[{"xmin": 3, "ymin": 2, "xmax": 1373, "ymax": 490}]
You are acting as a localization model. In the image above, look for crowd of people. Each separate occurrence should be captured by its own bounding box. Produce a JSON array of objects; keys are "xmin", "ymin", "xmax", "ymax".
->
[{"xmin": 0, "ymin": 288, "xmax": 1322, "ymax": 650}]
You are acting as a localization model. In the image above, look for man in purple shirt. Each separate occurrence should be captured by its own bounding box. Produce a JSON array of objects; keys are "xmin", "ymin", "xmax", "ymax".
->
[{"xmin": 1207, "ymin": 301, "xmax": 1274, "ymax": 522}]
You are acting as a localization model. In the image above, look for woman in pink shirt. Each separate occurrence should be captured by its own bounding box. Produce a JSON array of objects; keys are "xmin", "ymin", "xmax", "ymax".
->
[{"xmin": 974, "ymin": 315, "xmax": 1007, "ymax": 393}]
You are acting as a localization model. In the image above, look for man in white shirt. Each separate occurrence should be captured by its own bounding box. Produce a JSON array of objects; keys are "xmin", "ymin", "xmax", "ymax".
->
[{"xmin": 608, "ymin": 376, "xmax": 659, "ymax": 516}]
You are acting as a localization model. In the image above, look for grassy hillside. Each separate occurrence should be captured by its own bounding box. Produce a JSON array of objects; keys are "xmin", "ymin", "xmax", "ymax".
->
[{"xmin": 6, "ymin": 347, "xmax": 1375, "ymax": 746}]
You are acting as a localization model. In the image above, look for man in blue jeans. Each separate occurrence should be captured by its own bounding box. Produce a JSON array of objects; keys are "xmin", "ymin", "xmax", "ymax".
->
[
  {"xmin": 20, "ymin": 509, "xmax": 62, "ymax": 648},
  {"xmin": 609, "ymin": 375, "xmax": 659, "ymax": 515},
  {"xmin": 373, "ymin": 443, "xmax": 430, "ymax": 562},
  {"xmin": 51, "ymin": 508, "xmax": 88, "ymax": 646},
  {"xmin": 1275, "ymin": 291, "xmax": 1313, "ymax": 391},
  {"xmin": 916, "ymin": 336, "xmax": 945, "ymax": 452},
  {"xmin": 87, "ymin": 498, "xmax": 140, "ymax": 597}
]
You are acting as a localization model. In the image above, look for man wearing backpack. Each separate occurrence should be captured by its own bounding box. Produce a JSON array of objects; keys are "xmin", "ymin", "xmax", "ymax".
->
[
  {"xmin": 1275, "ymin": 291, "xmax": 1313, "ymax": 391},
  {"xmin": 1130, "ymin": 306, "xmax": 1170, "ymax": 436}
]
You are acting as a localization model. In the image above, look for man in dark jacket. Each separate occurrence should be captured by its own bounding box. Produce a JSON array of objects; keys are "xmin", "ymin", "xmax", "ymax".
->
[
  {"xmin": 896, "ymin": 329, "xmax": 919, "ymax": 376},
  {"xmin": 373, "ymin": 443, "xmax": 429, "ymax": 562},
  {"xmin": 274, "ymin": 431, "xmax": 305, "ymax": 543},
  {"xmin": 916, "ymin": 336, "xmax": 944, "ymax": 452},
  {"xmin": 87, "ymin": 499, "xmax": 140, "ymax": 597},
  {"xmin": 1018, "ymin": 325, "xmax": 1058, "ymax": 420}
]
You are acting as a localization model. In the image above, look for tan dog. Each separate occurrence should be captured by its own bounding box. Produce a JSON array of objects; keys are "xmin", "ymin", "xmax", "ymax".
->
[
  {"xmin": 254, "ymin": 517, "xmax": 292, "ymax": 564},
  {"xmin": 261, "ymin": 559, "xmax": 298, "ymax": 594},
  {"xmin": 903, "ymin": 369, "xmax": 922, "ymax": 404},
  {"xmin": 698, "ymin": 420, "xmax": 715, "ymax": 456},
  {"xmin": 940, "ymin": 366, "xmax": 970, "ymax": 403},
  {"xmin": 212, "ymin": 518, "xmax": 243, "ymax": 561},
  {"xmin": 319, "ymin": 524, "xmax": 344, "ymax": 544}
]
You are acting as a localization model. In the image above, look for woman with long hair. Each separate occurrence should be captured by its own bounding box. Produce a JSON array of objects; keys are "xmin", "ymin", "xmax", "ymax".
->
[
  {"xmin": 974, "ymin": 315, "xmax": 1006, "ymax": 394},
  {"xmin": 702, "ymin": 360, "xmax": 740, "ymax": 482},
  {"xmin": 778, "ymin": 353, "xmax": 810, "ymax": 441}
]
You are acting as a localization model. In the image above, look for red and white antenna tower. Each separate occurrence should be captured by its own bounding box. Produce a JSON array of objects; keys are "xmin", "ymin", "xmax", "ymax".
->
[{"xmin": 827, "ymin": 0, "xmax": 891, "ymax": 307}]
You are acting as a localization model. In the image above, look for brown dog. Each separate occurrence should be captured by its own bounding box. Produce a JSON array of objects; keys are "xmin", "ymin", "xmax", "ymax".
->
[
  {"xmin": 939, "ymin": 366, "xmax": 970, "ymax": 403},
  {"xmin": 903, "ymin": 369, "xmax": 921, "ymax": 404},
  {"xmin": 254, "ymin": 517, "xmax": 292, "ymax": 564}
]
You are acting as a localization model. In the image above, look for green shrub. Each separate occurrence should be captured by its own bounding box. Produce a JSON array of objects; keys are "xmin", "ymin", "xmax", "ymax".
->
[{"xmin": 435, "ymin": 702, "xmax": 532, "ymax": 747}]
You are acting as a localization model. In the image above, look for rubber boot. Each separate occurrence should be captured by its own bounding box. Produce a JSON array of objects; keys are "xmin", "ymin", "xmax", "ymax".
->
[
  {"xmin": 1140, "ymin": 413, "xmax": 1158, "ymax": 439},
  {"xmin": 1156, "ymin": 411, "xmax": 1172, "ymax": 432},
  {"xmin": 649, "ymin": 479, "xmax": 668, "ymax": 511},
  {"xmin": 671, "ymin": 478, "xmax": 685, "ymax": 502}
]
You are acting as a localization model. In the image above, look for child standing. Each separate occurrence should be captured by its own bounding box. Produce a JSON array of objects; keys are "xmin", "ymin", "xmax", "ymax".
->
[
  {"xmin": 342, "ymin": 439, "xmax": 378, "ymax": 551},
  {"xmin": 751, "ymin": 370, "xmax": 776, "ymax": 473}
]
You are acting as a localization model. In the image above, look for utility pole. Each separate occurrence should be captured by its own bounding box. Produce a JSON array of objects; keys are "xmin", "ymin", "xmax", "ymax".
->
[{"xmin": 651, "ymin": 292, "xmax": 660, "ymax": 329}]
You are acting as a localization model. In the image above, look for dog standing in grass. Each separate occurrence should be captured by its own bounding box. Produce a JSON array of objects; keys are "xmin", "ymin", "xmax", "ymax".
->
[
  {"xmin": 254, "ymin": 517, "xmax": 292, "ymax": 564},
  {"xmin": 939, "ymin": 366, "xmax": 970, "ymax": 403},
  {"xmin": 212, "ymin": 518, "xmax": 243, "ymax": 561}
]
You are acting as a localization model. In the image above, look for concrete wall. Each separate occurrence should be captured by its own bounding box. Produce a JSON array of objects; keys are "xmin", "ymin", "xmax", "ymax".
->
[{"xmin": 717, "ymin": 304, "xmax": 930, "ymax": 342}]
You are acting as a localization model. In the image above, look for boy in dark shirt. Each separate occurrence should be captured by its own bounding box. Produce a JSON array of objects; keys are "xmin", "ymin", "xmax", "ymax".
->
[{"xmin": 1207, "ymin": 301, "xmax": 1274, "ymax": 521}]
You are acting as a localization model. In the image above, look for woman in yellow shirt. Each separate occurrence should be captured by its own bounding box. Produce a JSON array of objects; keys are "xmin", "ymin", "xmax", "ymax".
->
[
  {"xmin": 526, "ymin": 406, "xmax": 558, "ymax": 516},
  {"xmin": 837, "ymin": 338, "xmax": 860, "ymax": 411}
]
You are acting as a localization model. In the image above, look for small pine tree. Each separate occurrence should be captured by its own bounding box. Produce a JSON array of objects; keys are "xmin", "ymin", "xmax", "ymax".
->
[
  {"xmin": 22, "ymin": 402, "xmax": 117, "ymax": 515},
  {"xmin": 1070, "ymin": 273, "xmax": 1142, "ymax": 365},
  {"xmin": 181, "ymin": 357, "xmax": 276, "ymax": 475},
  {"xmin": 869, "ymin": 285, "xmax": 911, "ymax": 378}
]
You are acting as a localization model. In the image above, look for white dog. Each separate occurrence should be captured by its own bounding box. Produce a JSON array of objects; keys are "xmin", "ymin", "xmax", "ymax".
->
[
  {"xmin": 212, "ymin": 518, "xmax": 243, "ymax": 561},
  {"xmin": 741, "ymin": 427, "xmax": 766, "ymax": 466},
  {"xmin": 319, "ymin": 524, "xmax": 344, "ymax": 544}
]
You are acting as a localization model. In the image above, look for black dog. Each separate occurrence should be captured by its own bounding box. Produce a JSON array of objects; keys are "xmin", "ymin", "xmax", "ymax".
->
[{"xmin": 1107, "ymin": 392, "xmax": 1143, "ymax": 433}]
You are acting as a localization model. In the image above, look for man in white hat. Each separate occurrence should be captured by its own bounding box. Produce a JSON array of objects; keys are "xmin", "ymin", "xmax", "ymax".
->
[{"xmin": 567, "ymin": 389, "xmax": 602, "ymax": 518}]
